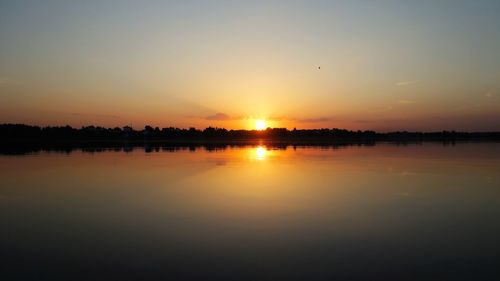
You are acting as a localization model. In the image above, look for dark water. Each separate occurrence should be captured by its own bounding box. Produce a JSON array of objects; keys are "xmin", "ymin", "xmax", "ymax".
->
[{"xmin": 1, "ymin": 143, "xmax": 499, "ymax": 280}]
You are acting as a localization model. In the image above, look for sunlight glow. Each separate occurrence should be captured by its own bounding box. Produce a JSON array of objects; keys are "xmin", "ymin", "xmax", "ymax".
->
[
  {"xmin": 255, "ymin": 146, "xmax": 266, "ymax": 160},
  {"xmin": 255, "ymin": 119, "xmax": 267, "ymax": 130}
]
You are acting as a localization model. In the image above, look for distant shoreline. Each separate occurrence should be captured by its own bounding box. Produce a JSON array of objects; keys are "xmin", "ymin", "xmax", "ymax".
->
[
  {"xmin": 2, "ymin": 123, "xmax": 500, "ymax": 155},
  {"xmin": 2, "ymin": 123, "xmax": 500, "ymax": 147}
]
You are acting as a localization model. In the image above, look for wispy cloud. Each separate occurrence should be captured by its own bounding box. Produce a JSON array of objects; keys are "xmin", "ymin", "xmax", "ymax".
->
[
  {"xmin": 248, "ymin": 116, "xmax": 334, "ymax": 123},
  {"xmin": 372, "ymin": 106, "xmax": 393, "ymax": 113},
  {"xmin": 68, "ymin": 112, "xmax": 121, "ymax": 119},
  {"xmin": 396, "ymin": 80, "xmax": 419, "ymax": 86},
  {"xmin": 200, "ymin": 114, "xmax": 325, "ymax": 122},
  {"xmin": 355, "ymin": 119, "xmax": 374, "ymax": 123},
  {"xmin": 205, "ymin": 112, "xmax": 231, "ymax": 120},
  {"xmin": 266, "ymin": 116, "xmax": 288, "ymax": 121},
  {"xmin": 297, "ymin": 117, "xmax": 332, "ymax": 123},
  {"xmin": 398, "ymin": 100, "xmax": 416, "ymax": 104}
]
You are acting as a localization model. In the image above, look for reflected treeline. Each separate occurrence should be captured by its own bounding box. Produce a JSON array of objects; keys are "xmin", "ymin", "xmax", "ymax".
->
[
  {"xmin": 1, "ymin": 123, "xmax": 499, "ymax": 155},
  {"xmin": 0, "ymin": 141, "xmax": 380, "ymax": 155}
]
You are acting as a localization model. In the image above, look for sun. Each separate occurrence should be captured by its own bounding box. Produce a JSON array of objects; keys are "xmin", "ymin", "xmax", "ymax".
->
[{"xmin": 255, "ymin": 119, "xmax": 267, "ymax": 130}]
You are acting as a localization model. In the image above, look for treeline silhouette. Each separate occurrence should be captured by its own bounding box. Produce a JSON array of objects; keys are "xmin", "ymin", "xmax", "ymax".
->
[{"xmin": 1, "ymin": 123, "xmax": 500, "ymax": 143}]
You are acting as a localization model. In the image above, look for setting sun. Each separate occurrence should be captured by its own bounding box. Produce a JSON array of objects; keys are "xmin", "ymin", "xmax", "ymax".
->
[{"xmin": 255, "ymin": 120, "xmax": 267, "ymax": 130}]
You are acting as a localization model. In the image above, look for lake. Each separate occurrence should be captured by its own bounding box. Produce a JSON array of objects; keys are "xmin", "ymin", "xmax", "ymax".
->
[{"xmin": 1, "ymin": 142, "xmax": 499, "ymax": 280}]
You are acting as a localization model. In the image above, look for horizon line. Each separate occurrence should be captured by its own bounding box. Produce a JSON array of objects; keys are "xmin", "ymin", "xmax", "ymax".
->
[{"xmin": 2, "ymin": 123, "xmax": 500, "ymax": 134}]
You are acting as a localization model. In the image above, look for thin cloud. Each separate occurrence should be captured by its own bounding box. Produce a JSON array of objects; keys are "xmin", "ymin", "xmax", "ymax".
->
[
  {"xmin": 297, "ymin": 117, "xmax": 332, "ymax": 123},
  {"xmin": 396, "ymin": 80, "xmax": 419, "ymax": 86},
  {"xmin": 372, "ymin": 106, "xmax": 393, "ymax": 113},
  {"xmin": 355, "ymin": 119, "xmax": 374, "ymax": 123},
  {"xmin": 202, "ymin": 114, "xmax": 335, "ymax": 124},
  {"xmin": 266, "ymin": 116, "xmax": 288, "ymax": 121},
  {"xmin": 169, "ymin": 96, "xmax": 219, "ymax": 116},
  {"xmin": 205, "ymin": 112, "xmax": 231, "ymax": 120},
  {"xmin": 260, "ymin": 116, "xmax": 334, "ymax": 123},
  {"xmin": 68, "ymin": 112, "xmax": 121, "ymax": 119},
  {"xmin": 398, "ymin": 100, "xmax": 416, "ymax": 104},
  {"xmin": 401, "ymin": 171, "xmax": 417, "ymax": 176}
]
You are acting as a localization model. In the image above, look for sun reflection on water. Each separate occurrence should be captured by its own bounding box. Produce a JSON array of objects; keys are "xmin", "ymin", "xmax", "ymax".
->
[{"xmin": 255, "ymin": 146, "xmax": 266, "ymax": 161}]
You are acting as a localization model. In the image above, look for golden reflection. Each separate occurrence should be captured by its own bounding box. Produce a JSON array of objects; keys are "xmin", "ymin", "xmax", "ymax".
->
[{"xmin": 255, "ymin": 146, "xmax": 266, "ymax": 161}]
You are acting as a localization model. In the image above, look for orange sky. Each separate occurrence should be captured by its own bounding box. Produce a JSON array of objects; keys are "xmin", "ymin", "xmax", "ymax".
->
[{"xmin": 1, "ymin": 1, "xmax": 500, "ymax": 131}]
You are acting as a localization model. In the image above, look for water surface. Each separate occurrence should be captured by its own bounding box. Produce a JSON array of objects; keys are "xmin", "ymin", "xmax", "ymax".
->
[{"xmin": 1, "ymin": 143, "xmax": 499, "ymax": 280}]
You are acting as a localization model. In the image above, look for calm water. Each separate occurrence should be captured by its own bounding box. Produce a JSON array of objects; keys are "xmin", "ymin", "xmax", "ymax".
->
[{"xmin": 1, "ymin": 143, "xmax": 499, "ymax": 280}]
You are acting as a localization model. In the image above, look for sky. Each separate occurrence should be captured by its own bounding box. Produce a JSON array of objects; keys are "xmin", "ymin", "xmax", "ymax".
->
[{"xmin": 1, "ymin": 0, "xmax": 500, "ymax": 131}]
